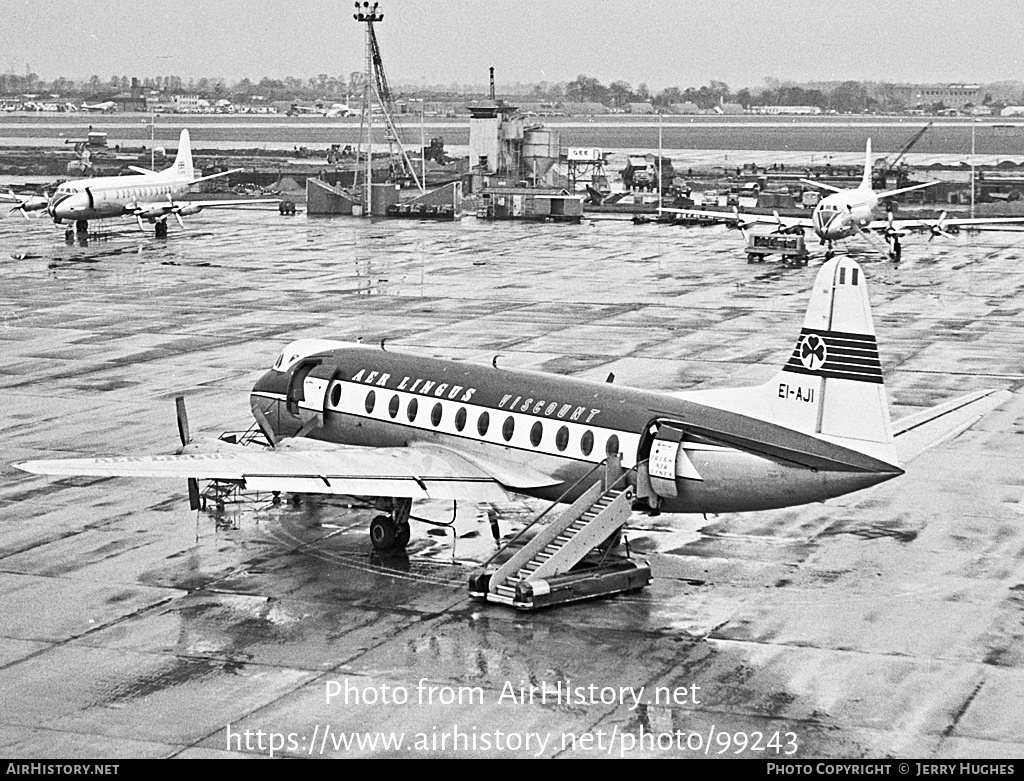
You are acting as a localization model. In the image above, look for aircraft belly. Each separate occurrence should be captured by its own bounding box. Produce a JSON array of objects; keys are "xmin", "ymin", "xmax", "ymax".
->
[{"xmin": 659, "ymin": 450, "xmax": 894, "ymax": 513}]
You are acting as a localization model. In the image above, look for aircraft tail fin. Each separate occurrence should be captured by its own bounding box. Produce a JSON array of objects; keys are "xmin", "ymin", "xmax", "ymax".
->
[
  {"xmin": 676, "ymin": 257, "xmax": 899, "ymax": 467},
  {"xmin": 170, "ymin": 129, "xmax": 193, "ymax": 180},
  {"xmin": 860, "ymin": 138, "xmax": 873, "ymax": 190}
]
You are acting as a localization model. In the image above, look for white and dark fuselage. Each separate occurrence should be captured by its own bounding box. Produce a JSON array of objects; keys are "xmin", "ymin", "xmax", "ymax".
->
[
  {"xmin": 811, "ymin": 188, "xmax": 879, "ymax": 243},
  {"xmin": 47, "ymin": 174, "xmax": 190, "ymax": 224},
  {"xmin": 249, "ymin": 341, "xmax": 902, "ymax": 515}
]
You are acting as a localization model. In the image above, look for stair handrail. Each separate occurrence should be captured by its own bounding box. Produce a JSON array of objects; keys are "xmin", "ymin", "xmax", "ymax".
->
[{"xmin": 480, "ymin": 459, "xmax": 612, "ymax": 569}]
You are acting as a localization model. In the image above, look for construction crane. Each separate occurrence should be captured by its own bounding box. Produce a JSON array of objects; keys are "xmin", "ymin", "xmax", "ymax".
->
[
  {"xmin": 873, "ymin": 122, "xmax": 932, "ymax": 189},
  {"xmin": 358, "ymin": 5, "xmax": 422, "ymax": 191}
]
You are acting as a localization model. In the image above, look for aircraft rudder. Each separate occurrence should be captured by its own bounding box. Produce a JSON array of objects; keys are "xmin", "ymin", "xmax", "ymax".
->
[
  {"xmin": 783, "ymin": 257, "xmax": 894, "ymax": 451},
  {"xmin": 172, "ymin": 129, "xmax": 194, "ymax": 179},
  {"xmin": 860, "ymin": 138, "xmax": 873, "ymax": 189}
]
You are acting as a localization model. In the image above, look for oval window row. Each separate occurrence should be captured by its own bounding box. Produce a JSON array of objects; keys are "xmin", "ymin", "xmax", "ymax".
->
[{"xmin": 351, "ymin": 387, "xmax": 613, "ymax": 456}]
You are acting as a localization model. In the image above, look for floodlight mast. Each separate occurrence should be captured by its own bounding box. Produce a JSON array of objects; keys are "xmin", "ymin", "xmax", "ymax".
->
[
  {"xmin": 354, "ymin": 2, "xmax": 383, "ymax": 215},
  {"xmin": 352, "ymin": 1, "xmax": 423, "ymax": 214}
]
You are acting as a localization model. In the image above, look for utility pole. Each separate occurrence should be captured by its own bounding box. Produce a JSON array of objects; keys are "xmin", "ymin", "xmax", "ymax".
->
[
  {"xmin": 141, "ymin": 113, "xmax": 157, "ymax": 170},
  {"xmin": 970, "ymin": 118, "xmax": 978, "ymax": 219},
  {"xmin": 354, "ymin": 2, "xmax": 383, "ymax": 216}
]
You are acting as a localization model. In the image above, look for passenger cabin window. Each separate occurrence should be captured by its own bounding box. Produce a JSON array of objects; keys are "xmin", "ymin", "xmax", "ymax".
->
[
  {"xmin": 555, "ymin": 426, "xmax": 569, "ymax": 452},
  {"xmin": 502, "ymin": 416, "xmax": 515, "ymax": 442},
  {"xmin": 455, "ymin": 408, "xmax": 467, "ymax": 431},
  {"xmin": 407, "ymin": 398, "xmax": 418, "ymax": 422},
  {"xmin": 477, "ymin": 411, "xmax": 490, "ymax": 436},
  {"xmin": 581, "ymin": 430, "xmax": 594, "ymax": 456},
  {"xmin": 606, "ymin": 434, "xmax": 620, "ymax": 456},
  {"xmin": 364, "ymin": 390, "xmax": 376, "ymax": 414},
  {"xmin": 530, "ymin": 421, "xmax": 543, "ymax": 447},
  {"xmin": 431, "ymin": 403, "xmax": 442, "ymax": 427},
  {"xmin": 388, "ymin": 395, "xmax": 399, "ymax": 419},
  {"xmin": 330, "ymin": 383, "xmax": 341, "ymax": 407}
]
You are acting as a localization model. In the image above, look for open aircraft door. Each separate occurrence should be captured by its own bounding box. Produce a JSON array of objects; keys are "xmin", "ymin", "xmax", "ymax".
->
[
  {"xmin": 637, "ymin": 420, "xmax": 703, "ymax": 505},
  {"xmin": 286, "ymin": 359, "xmax": 339, "ymax": 430}
]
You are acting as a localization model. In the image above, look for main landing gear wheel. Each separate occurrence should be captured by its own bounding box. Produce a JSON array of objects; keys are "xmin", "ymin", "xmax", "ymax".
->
[
  {"xmin": 369, "ymin": 515, "xmax": 411, "ymax": 551},
  {"xmin": 369, "ymin": 496, "xmax": 413, "ymax": 551},
  {"xmin": 75, "ymin": 219, "xmax": 88, "ymax": 234},
  {"xmin": 155, "ymin": 221, "xmax": 168, "ymax": 237},
  {"xmin": 370, "ymin": 515, "xmax": 397, "ymax": 549}
]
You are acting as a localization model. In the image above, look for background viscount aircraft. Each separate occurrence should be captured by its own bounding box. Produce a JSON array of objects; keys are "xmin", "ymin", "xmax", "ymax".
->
[
  {"xmin": 661, "ymin": 140, "xmax": 1024, "ymax": 259},
  {"xmin": 16, "ymin": 257, "xmax": 1007, "ymax": 573},
  {"xmin": 45, "ymin": 129, "xmax": 278, "ymax": 238},
  {"xmin": 1, "ymin": 189, "xmax": 49, "ymax": 218}
]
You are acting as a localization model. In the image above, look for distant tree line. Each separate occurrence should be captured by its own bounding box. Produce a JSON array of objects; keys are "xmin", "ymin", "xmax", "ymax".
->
[{"xmin": 0, "ymin": 71, "xmax": 1017, "ymax": 111}]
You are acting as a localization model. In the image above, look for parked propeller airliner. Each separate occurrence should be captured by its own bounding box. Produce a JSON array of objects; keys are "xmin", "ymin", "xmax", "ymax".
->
[
  {"xmin": 46, "ymin": 129, "xmax": 278, "ymax": 238},
  {"xmin": 16, "ymin": 257, "xmax": 1008, "ymax": 558},
  {"xmin": 1, "ymin": 189, "xmax": 49, "ymax": 218},
  {"xmin": 661, "ymin": 140, "xmax": 1024, "ymax": 259}
]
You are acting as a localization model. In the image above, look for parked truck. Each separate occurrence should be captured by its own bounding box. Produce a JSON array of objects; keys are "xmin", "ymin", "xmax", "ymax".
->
[{"xmin": 621, "ymin": 154, "xmax": 674, "ymax": 192}]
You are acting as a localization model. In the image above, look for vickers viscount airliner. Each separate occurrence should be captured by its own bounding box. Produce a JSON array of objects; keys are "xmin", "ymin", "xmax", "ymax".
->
[
  {"xmin": 662, "ymin": 140, "xmax": 1024, "ymax": 259},
  {"xmin": 17, "ymin": 257, "xmax": 1007, "ymax": 567},
  {"xmin": 46, "ymin": 129, "xmax": 278, "ymax": 238}
]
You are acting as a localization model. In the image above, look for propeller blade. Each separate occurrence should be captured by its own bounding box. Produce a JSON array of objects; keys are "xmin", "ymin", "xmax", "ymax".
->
[
  {"xmin": 175, "ymin": 396, "xmax": 191, "ymax": 446},
  {"xmin": 136, "ymin": 216, "xmax": 145, "ymax": 232},
  {"xmin": 174, "ymin": 213, "xmax": 184, "ymax": 229},
  {"xmin": 18, "ymin": 207, "xmax": 29, "ymax": 220}
]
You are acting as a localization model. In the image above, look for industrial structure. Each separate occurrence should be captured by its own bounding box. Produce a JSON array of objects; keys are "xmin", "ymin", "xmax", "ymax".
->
[{"xmin": 306, "ymin": 2, "xmax": 463, "ymax": 218}]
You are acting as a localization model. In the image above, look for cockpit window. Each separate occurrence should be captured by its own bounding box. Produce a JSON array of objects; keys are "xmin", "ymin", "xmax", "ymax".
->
[{"xmin": 271, "ymin": 338, "xmax": 351, "ymax": 372}]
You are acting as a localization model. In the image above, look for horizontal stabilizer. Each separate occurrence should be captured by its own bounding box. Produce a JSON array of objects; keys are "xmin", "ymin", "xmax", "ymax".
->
[
  {"xmin": 876, "ymin": 181, "xmax": 937, "ymax": 199},
  {"xmin": 893, "ymin": 389, "xmax": 1012, "ymax": 463},
  {"xmin": 799, "ymin": 178, "xmax": 844, "ymax": 193},
  {"xmin": 188, "ymin": 168, "xmax": 243, "ymax": 186}
]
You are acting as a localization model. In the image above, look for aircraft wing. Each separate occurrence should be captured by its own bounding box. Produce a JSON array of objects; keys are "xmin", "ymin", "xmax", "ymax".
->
[
  {"xmin": 15, "ymin": 438, "xmax": 560, "ymax": 503},
  {"xmin": 874, "ymin": 215, "xmax": 1024, "ymax": 233},
  {"xmin": 181, "ymin": 198, "xmax": 281, "ymax": 210},
  {"xmin": 129, "ymin": 198, "xmax": 280, "ymax": 221},
  {"xmin": 658, "ymin": 207, "xmax": 814, "ymax": 232},
  {"xmin": 892, "ymin": 389, "xmax": 1012, "ymax": 463}
]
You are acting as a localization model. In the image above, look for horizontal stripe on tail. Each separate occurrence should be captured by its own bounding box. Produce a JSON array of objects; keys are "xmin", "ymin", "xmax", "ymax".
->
[{"xmin": 783, "ymin": 327, "xmax": 883, "ymax": 384}]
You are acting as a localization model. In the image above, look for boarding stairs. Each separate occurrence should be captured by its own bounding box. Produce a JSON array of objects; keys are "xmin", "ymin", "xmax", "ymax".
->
[
  {"xmin": 469, "ymin": 457, "xmax": 652, "ymax": 609},
  {"xmin": 197, "ymin": 423, "xmax": 273, "ymax": 509}
]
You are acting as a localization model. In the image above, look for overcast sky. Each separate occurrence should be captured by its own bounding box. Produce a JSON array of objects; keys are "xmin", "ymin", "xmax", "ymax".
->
[{"xmin": 5, "ymin": 0, "xmax": 1024, "ymax": 89}]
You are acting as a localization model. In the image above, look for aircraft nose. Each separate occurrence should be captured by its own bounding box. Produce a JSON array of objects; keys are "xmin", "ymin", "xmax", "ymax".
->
[
  {"xmin": 251, "ymin": 368, "xmax": 289, "ymax": 399},
  {"xmin": 49, "ymin": 194, "xmax": 78, "ymax": 221}
]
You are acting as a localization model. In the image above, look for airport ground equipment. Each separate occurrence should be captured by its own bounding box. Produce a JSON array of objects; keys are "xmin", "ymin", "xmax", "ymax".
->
[
  {"xmin": 745, "ymin": 226, "xmax": 809, "ymax": 265},
  {"xmin": 470, "ymin": 457, "xmax": 652, "ymax": 610}
]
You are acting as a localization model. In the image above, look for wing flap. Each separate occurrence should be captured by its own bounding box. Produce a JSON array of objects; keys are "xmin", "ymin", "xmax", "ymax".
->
[{"xmin": 893, "ymin": 389, "xmax": 1012, "ymax": 463}]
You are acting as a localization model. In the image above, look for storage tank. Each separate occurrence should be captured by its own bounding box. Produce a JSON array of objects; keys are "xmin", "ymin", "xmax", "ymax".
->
[{"xmin": 522, "ymin": 127, "xmax": 560, "ymax": 179}]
